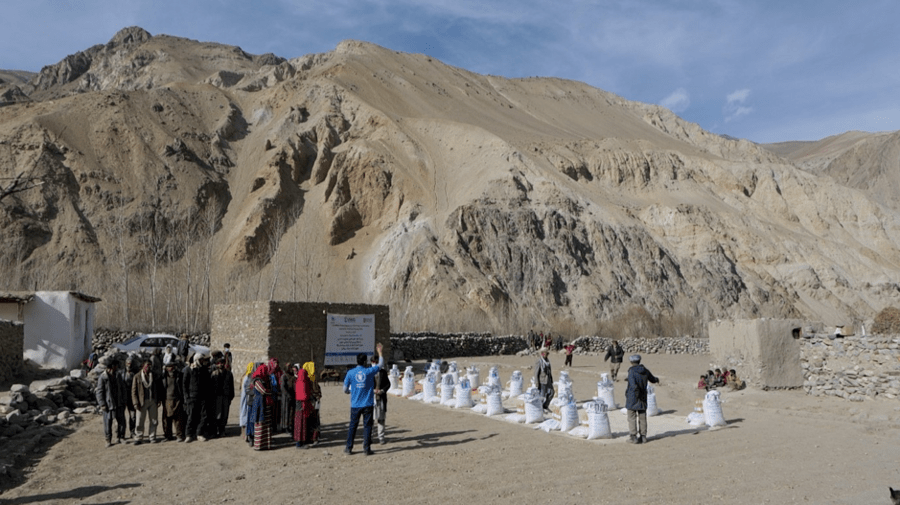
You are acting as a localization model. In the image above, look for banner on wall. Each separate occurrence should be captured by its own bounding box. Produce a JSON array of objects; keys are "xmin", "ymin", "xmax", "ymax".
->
[{"xmin": 324, "ymin": 314, "xmax": 376, "ymax": 366}]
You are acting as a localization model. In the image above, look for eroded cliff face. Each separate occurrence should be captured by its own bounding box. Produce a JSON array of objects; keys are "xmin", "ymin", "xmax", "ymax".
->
[{"xmin": 2, "ymin": 29, "xmax": 899, "ymax": 332}]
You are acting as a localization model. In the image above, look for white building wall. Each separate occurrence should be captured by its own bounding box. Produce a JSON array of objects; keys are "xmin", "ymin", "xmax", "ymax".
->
[{"xmin": 23, "ymin": 292, "xmax": 82, "ymax": 369}]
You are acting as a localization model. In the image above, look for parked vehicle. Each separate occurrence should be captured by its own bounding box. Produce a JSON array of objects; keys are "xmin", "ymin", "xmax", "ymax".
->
[{"xmin": 113, "ymin": 333, "xmax": 209, "ymax": 356}]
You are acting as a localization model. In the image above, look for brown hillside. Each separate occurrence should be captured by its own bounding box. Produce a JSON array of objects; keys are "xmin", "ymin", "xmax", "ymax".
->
[{"xmin": 2, "ymin": 28, "xmax": 900, "ymax": 334}]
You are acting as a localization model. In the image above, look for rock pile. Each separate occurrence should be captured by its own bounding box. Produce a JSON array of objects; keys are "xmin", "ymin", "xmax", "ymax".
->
[
  {"xmin": 0, "ymin": 370, "xmax": 97, "ymax": 484},
  {"xmin": 801, "ymin": 335, "xmax": 900, "ymax": 401}
]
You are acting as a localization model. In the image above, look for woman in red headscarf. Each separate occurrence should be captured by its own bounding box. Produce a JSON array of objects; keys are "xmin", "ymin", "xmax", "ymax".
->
[
  {"xmin": 249, "ymin": 358, "xmax": 280, "ymax": 450},
  {"xmin": 293, "ymin": 368, "xmax": 319, "ymax": 448}
]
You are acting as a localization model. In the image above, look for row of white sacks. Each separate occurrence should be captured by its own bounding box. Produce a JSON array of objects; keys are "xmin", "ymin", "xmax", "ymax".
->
[{"xmin": 386, "ymin": 362, "xmax": 726, "ymax": 440}]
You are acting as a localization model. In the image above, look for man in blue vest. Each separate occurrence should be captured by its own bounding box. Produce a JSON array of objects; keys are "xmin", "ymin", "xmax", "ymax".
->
[{"xmin": 343, "ymin": 342, "xmax": 384, "ymax": 456}]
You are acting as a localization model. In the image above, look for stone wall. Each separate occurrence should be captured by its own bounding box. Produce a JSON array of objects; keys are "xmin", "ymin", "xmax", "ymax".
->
[
  {"xmin": 389, "ymin": 333, "xmax": 709, "ymax": 361},
  {"xmin": 211, "ymin": 301, "xmax": 391, "ymax": 375},
  {"xmin": 801, "ymin": 334, "xmax": 900, "ymax": 401},
  {"xmin": 0, "ymin": 320, "xmax": 23, "ymax": 384},
  {"xmin": 391, "ymin": 333, "xmax": 522, "ymax": 360},
  {"xmin": 709, "ymin": 319, "xmax": 806, "ymax": 389},
  {"xmin": 569, "ymin": 335, "xmax": 708, "ymax": 356}
]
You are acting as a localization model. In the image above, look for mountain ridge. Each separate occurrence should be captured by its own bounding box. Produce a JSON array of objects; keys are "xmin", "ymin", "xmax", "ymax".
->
[{"xmin": 1, "ymin": 27, "xmax": 898, "ymax": 335}]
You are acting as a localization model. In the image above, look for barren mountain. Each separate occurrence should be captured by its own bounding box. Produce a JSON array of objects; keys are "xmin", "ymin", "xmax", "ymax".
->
[
  {"xmin": 2, "ymin": 27, "xmax": 899, "ymax": 334},
  {"xmin": 764, "ymin": 130, "xmax": 900, "ymax": 213}
]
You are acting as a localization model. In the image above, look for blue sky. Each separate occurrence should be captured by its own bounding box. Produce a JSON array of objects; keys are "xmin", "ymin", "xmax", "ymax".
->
[{"xmin": 2, "ymin": 0, "xmax": 898, "ymax": 143}]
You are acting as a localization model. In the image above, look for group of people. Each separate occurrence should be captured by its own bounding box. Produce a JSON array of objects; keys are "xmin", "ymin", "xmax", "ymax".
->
[
  {"xmin": 95, "ymin": 343, "xmax": 235, "ymax": 447},
  {"xmin": 240, "ymin": 357, "xmax": 322, "ymax": 450},
  {"xmin": 698, "ymin": 368, "xmax": 744, "ymax": 391}
]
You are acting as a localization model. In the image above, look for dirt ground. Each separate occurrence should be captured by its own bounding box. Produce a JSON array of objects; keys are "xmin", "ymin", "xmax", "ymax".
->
[{"xmin": 2, "ymin": 352, "xmax": 900, "ymax": 505}]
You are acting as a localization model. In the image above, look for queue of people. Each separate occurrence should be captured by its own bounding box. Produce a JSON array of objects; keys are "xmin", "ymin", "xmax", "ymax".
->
[{"xmin": 95, "ymin": 346, "xmax": 235, "ymax": 447}]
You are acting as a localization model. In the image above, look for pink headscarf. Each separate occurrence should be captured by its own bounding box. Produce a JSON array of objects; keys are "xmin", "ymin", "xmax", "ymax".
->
[{"xmin": 295, "ymin": 369, "xmax": 312, "ymax": 402}]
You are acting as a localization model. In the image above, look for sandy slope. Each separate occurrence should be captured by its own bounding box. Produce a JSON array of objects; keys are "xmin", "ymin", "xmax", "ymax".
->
[{"xmin": 2, "ymin": 352, "xmax": 900, "ymax": 504}]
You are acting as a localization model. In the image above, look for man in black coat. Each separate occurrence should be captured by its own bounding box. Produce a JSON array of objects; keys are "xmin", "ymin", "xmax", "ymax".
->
[
  {"xmin": 161, "ymin": 360, "xmax": 185, "ymax": 441},
  {"xmin": 604, "ymin": 340, "xmax": 625, "ymax": 381},
  {"xmin": 182, "ymin": 353, "xmax": 212, "ymax": 442},
  {"xmin": 625, "ymin": 354, "xmax": 659, "ymax": 444}
]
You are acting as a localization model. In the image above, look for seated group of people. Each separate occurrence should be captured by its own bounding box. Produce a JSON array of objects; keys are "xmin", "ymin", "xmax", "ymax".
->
[{"xmin": 698, "ymin": 368, "xmax": 744, "ymax": 391}]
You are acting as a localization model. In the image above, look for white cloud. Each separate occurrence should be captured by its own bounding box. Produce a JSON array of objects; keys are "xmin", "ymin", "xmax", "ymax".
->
[
  {"xmin": 726, "ymin": 88, "xmax": 751, "ymax": 104},
  {"xmin": 660, "ymin": 88, "xmax": 690, "ymax": 113},
  {"xmin": 724, "ymin": 88, "xmax": 752, "ymax": 122}
]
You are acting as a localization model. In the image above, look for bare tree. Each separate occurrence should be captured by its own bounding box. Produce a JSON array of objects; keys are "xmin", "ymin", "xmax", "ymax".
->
[{"xmin": 0, "ymin": 173, "xmax": 43, "ymax": 202}]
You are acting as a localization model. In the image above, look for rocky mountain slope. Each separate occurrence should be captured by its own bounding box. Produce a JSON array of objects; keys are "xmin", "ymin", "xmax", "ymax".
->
[
  {"xmin": 764, "ymin": 130, "xmax": 900, "ymax": 213},
  {"xmin": 2, "ymin": 27, "xmax": 899, "ymax": 334}
]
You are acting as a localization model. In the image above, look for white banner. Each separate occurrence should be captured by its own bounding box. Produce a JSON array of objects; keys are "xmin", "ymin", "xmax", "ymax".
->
[{"xmin": 324, "ymin": 314, "xmax": 375, "ymax": 366}]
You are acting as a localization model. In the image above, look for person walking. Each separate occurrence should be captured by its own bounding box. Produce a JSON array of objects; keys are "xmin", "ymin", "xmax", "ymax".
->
[
  {"xmin": 343, "ymin": 343, "xmax": 384, "ymax": 456},
  {"xmin": 625, "ymin": 354, "xmax": 659, "ymax": 444},
  {"xmin": 131, "ymin": 359, "xmax": 161, "ymax": 444},
  {"xmin": 534, "ymin": 346, "xmax": 554, "ymax": 410},
  {"xmin": 96, "ymin": 358, "xmax": 127, "ymax": 447},
  {"xmin": 372, "ymin": 354, "xmax": 390, "ymax": 445},
  {"xmin": 564, "ymin": 342, "xmax": 575, "ymax": 367},
  {"xmin": 604, "ymin": 340, "xmax": 625, "ymax": 381}
]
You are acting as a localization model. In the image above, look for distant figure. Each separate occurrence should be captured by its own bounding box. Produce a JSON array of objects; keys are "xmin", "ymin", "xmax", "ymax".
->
[
  {"xmin": 534, "ymin": 346, "xmax": 554, "ymax": 410},
  {"xmin": 176, "ymin": 334, "xmax": 190, "ymax": 359},
  {"xmin": 564, "ymin": 343, "xmax": 575, "ymax": 367},
  {"xmin": 728, "ymin": 369, "xmax": 745, "ymax": 391},
  {"xmin": 625, "ymin": 354, "xmax": 659, "ymax": 444},
  {"xmin": 604, "ymin": 340, "xmax": 625, "ymax": 381},
  {"xmin": 698, "ymin": 375, "xmax": 709, "ymax": 391},
  {"xmin": 223, "ymin": 343, "xmax": 233, "ymax": 371}
]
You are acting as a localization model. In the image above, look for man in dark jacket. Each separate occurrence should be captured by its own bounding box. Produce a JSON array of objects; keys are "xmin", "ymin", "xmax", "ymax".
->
[
  {"xmin": 604, "ymin": 340, "xmax": 625, "ymax": 381},
  {"xmin": 534, "ymin": 346, "xmax": 554, "ymax": 410},
  {"xmin": 183, "ymin": 353, "xmax": 212, "ymax": 442},
  {"xmin": 625, "ymin": 354, "xmax": 659, "ymax": 444},
  {"xmin": 161, "ymin": 360, "xmax": 185, "ymax": 441},
  {"xmin": 211, "ymin": 356, "xmax": 235, "ymax": 438},
  {"xmin": 118, "ymin": 356, "xmax": 138, "ymax": 440},
  {"xmin": 96, "ymin": 358, "xmax": 127, "ymax": 447}
]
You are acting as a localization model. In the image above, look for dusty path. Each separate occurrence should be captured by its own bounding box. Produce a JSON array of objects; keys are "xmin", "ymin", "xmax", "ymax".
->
[{"xmin": 2, "ymin": 353, "xmax": 900, "ymax": 504}]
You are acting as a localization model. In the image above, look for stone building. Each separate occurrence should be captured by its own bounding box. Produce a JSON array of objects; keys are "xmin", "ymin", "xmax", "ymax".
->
[
  {"xmin": 708, "ymin": 318, "xmax": 809, "ymax": 389},
  {"xmin": 211, "ymin": 301, "xmax": 390, "ymax": 377}
]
